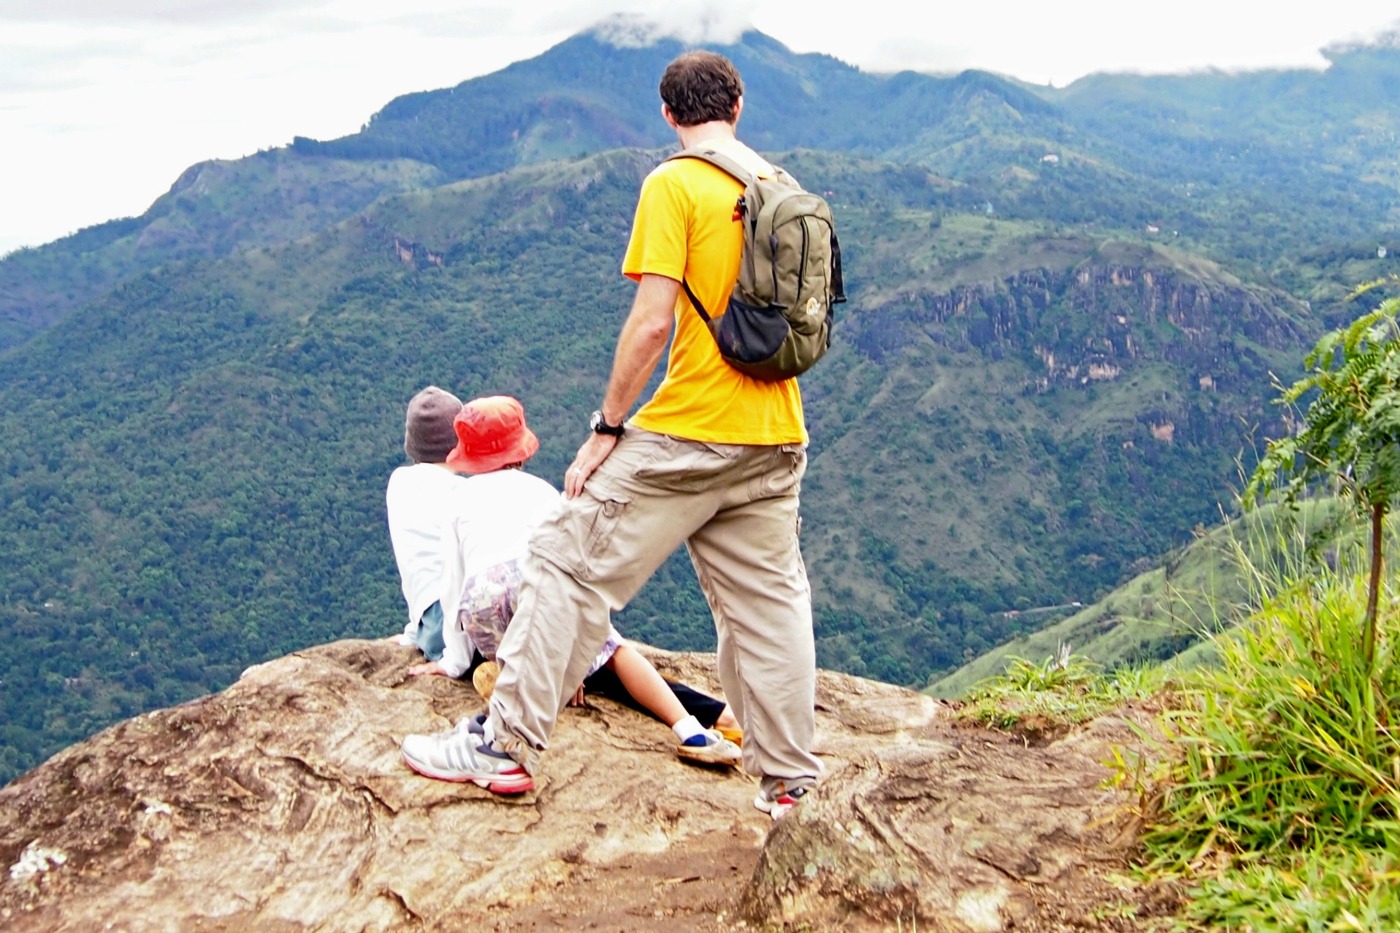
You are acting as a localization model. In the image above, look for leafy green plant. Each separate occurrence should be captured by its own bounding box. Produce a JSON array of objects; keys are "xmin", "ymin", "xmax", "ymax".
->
[
  {"xmin": 1247, "ymin": 285, "xmax": 1400, "ymax": 669},
  {"xmin": 1131, "ymin": 297, "xmax": 1400, "ymax": 927}
]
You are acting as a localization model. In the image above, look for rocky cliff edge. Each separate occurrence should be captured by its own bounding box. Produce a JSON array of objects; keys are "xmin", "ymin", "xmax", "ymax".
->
[{"xmin": 0, "ymin": 639, "xmax": 1169, "ymax": 931}]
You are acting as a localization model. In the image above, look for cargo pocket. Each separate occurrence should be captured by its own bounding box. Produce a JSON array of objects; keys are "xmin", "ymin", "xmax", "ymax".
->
[
  {"xmin": 781, "ymin": 443, "xmax": 808, "ymax": 485},
  {"xmin": 531, "ymin": 487, "xmax": 633, "ymax": 582},
  {"xmin": 755, "ymin": 444, "xmax": 807, "ymax": 499}
]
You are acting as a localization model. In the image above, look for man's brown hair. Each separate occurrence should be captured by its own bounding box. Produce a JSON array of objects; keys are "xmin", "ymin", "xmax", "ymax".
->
[{"xmin": 659, "ymin": 51, "xmax": 744, "ymax": 127}]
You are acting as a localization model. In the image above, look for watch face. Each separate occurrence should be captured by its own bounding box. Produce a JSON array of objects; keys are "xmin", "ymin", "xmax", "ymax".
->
[{"xmin": 590, "ymin": 410, "xmax": 622, "ymax": 435}]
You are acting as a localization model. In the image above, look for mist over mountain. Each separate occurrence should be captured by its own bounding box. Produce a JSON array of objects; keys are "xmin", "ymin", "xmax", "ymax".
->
[{"xmin": 2, "ymin": 24, "xmax": 1399, "ymax": 782}]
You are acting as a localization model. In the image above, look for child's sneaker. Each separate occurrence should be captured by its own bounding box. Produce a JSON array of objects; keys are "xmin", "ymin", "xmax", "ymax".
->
[
  {"xmin": 753, "ymin": 783, "xmax": 810, "ymax": 820},
  {"xmin": 675, "ymin": 729, "xmax": 742, "ymax": 767},
  {"xmin": 400, "ymin": 723, "xmax": 532, "ymax": 795},
  {"xmin": 716, "ymin": 725, "xmax": 744, "ymax": 746}
]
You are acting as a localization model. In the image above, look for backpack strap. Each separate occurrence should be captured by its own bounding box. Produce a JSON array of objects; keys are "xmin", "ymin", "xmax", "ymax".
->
[
  {"xmin": 677, "ymin": 279, "xmax": 710, "ymax": 323},
  {"xmin": 665, "ymin": 146, "xmax": 758, "ymax": 187},
  {"xmin": 664, "ymin": 147, "xmax": 757, "ymax": 325},
  {"xmin": 830, "ymin": 233, "xmax": 847, "ymax": 304}
]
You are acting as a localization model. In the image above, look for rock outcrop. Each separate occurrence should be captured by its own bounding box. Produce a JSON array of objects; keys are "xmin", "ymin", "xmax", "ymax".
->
[{"xmin": 0, "ymin": 640, "xmax": 1162, "ymax": 931}]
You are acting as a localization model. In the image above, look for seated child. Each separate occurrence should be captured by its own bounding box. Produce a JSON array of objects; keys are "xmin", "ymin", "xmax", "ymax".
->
[
  {"xmin": 399, "ymin": 395, "xmax": 741, "ymax": 789},
  {"xmin": 384, "ymin": 386, "xmax": 471, "ymax": 662}
]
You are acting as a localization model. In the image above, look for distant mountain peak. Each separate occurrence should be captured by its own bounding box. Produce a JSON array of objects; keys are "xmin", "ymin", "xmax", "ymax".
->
[{"xmin": 586, "ymin": 8, "xmax": 752, "ymax": 49}]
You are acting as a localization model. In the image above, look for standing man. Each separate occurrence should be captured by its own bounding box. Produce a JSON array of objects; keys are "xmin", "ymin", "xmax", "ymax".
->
[{"xmin": 425, "ymin": 49, "xmax": 823, "ymax": 818}]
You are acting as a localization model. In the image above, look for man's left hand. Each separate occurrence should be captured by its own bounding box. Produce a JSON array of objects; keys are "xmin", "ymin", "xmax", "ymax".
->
[{"xmin": 564, "ymin": 433, "xmax": 619, "ymax": 498}]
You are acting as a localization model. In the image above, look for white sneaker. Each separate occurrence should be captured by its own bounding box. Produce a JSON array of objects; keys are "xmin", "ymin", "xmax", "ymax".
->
[
  {"xmin": 753, "ymin": 783, "xmax": 810, "ymax": 820},
  {"xmin": 400, "ymin": 722, "xmax": 532, "ymax": 795}
]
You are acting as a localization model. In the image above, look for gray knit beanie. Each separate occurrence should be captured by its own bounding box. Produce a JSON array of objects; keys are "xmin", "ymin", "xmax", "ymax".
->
[{"xmin": 403, "ymin": 386, "xmax": 463, "ymax": 463}]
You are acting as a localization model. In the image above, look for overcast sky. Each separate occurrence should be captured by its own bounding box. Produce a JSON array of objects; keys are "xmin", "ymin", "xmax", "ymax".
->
[{"xmin": 4, "ymin": 0, "xmax": 1399, "ymax": 256}]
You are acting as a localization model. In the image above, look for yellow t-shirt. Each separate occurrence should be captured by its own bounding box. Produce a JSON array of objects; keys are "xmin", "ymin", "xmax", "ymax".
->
[{"xmin": 622, "ymin": 138, "xmax": 808, "ymax": 445}]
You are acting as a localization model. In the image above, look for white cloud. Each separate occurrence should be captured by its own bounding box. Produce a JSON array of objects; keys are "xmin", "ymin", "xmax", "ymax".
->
[
  {"xmin": 588, "ymin": 1, "xmax": 756, "ymax": 47},
  {"xmin": 0, "ymin": 0, "xmax": 303, "ymax": 26}
]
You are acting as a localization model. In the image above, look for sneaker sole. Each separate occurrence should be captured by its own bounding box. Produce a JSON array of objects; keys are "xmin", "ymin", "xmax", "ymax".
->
[{"xmin": 402, "ymin": 750, "xmax": 534, "ymax": 795}]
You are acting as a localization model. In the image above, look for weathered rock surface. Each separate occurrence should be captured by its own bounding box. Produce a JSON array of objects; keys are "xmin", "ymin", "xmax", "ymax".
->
[{"xmin": 0, "ymin": 639, "xmax": 1161, "ymax": 931}]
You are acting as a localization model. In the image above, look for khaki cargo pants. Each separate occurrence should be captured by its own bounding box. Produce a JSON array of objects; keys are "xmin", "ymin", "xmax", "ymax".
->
[{"xmin": 486, "ymin": 427, "xmax": 823, "ymax": 794}]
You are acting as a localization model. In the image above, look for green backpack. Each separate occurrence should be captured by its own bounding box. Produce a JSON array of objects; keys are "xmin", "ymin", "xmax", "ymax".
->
[{"xmin": 667, "ymin": 147, "xmax": 846, "ymax": 381}]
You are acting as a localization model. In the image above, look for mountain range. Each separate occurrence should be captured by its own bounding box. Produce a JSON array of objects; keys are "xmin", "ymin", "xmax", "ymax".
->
[{"xmin": 2, "ymin": 21, "xmax": 1399, "ymax": 782}]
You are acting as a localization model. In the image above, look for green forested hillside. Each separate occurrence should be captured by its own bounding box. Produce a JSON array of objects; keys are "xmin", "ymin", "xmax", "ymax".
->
[
  {"xmin": 925, "ymin": 499, "xmax": 1357, "ymax": 697},
  {"xmin": 0, "ymin": 152, "xmax": 446, "ymax": 352},
  {"xmin": 4, "ymin": 27, "xmax": 1400, "ymax": 782},
  {"xmin": 927, "ymin": 492, "xmax": 1400, "ymax": 703}
]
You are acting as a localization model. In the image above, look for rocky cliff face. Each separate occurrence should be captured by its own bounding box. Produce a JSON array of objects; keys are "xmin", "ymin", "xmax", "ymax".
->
[
  {"xmin": 0, "ymin": 640, "xmax": 1166, "ymax": 932},
  {"xmin": 849, "ymin": 257, "xmax": 1308, "ymax": 396}
]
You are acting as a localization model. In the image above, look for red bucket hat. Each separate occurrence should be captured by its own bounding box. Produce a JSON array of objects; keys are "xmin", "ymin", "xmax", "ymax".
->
[{"xmin": 446, "ymin": 396, "xmax": 540, "ymax": 474}]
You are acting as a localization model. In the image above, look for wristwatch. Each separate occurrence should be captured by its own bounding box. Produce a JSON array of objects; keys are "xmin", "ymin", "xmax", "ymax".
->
[{"xmin": 590, "ymin": 410, "xmax": 625, "ymax": 437}]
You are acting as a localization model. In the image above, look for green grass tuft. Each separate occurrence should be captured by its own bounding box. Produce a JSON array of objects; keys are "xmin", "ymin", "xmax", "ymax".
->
[
  {"xmin": 1136, "ymin": 522, "xmax": 1400, "ymax": 928},
  {"xmin": 958, "ymin": 642, "xmax": 1163, "ymax": 733}
]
